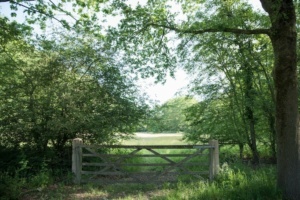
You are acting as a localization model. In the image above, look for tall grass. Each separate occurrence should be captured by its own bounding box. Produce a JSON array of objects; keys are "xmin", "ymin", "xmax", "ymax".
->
[
  {"xmin": 64, "ymin": 163, "xmax": 280, "ymax": 200},
  {"xmin": 150, "ymin": 164, "xmax": 281, "ymax": 200}
]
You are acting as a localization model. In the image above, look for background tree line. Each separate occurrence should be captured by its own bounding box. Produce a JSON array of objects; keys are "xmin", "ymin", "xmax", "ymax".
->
[{"xmin": 139, "ymin": 96, "xmax": 197, "ymax": 133}]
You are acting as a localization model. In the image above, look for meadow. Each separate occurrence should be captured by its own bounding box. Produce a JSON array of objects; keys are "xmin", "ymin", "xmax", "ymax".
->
[
  {"xmin": 122, "ymin": 132, "xmax": 185, "ymax": 145},
  {"xmin": 2, "ymin": 133, "xmax": 281, "ymax": 200}
]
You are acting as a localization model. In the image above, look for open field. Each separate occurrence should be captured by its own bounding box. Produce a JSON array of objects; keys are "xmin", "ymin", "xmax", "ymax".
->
[{"xmin": 122, "ymin": 132, "xmax": 185, "ymax": 145}]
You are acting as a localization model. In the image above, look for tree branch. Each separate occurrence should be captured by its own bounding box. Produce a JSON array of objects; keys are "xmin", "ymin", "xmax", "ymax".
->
[
  {"xmin": 9, "ymin": 0, "xmax": 71, "ymax": 28},
  {"xmin": 49, "ymin": 0, "xmax": 77, "ymax": 22},
  {"xmin": 0, "ymin": 0, "xmax": 34, "ymax": 2},
  {"xmin": 1, "ymin": 0, "xmax": 76, "ymax": 29},
  {"xmin": 147, "ymin": 23, "xmax": 271, "ymax": 36}
]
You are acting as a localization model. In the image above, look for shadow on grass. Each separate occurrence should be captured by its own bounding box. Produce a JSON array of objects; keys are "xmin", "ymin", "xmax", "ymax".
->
[
  {"xmin": 20, "ymin": 164, "xmax": 281, "ymax": 200},
  {"xmin": 20, "ymin": 182, "xmax": 173, "ymax": 200}
]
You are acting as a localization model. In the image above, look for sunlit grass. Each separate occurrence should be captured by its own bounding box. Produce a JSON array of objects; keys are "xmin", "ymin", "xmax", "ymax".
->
[
  {"xmin": 113, "ymin": 133, "xmax": 209, "ymax": 174},
  {"xmin": 151, "ymin": 165, "xmax": 281, "ymax": 200},
  {"xmin": 122, "ymin": 133, "xmax": 185, "ymax": 145}
]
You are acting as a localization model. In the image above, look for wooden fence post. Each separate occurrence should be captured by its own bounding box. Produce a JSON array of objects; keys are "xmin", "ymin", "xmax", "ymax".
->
[
  {"xmin": 209, "ymin": 140, "xmax": 219, "ymax": 181},
  {"xmin": 72, "ymin": 138, "xmax": 83, "ymax": 184}
]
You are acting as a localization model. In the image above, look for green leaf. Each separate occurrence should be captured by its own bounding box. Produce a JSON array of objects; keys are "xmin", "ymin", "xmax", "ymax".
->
[{"xmin": 10, "ymin": 13, "xmax": 17, "ymax": 18}]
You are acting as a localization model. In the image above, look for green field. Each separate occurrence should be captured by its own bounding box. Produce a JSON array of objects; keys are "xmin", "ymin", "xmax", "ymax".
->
[{"xmin": 122, "ymin": 133, "xmax": 185, "ymax": 145}]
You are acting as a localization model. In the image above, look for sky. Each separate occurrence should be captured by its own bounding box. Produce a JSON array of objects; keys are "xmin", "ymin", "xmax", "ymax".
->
[
  {"xmin": 137, "ymin": 69, "xmax": 190, "ymax": 105},
  {"xmin": 0, "ymin": 0, "xmax": 264, "ymax": 105}
]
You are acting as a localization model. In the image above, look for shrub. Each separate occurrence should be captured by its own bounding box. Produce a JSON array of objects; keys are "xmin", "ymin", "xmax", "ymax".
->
[{"xmin": 0, "ymin": 173, "xmax": 25, "ymax": 200}]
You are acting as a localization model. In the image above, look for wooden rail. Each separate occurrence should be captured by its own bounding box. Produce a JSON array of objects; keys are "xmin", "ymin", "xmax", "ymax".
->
[{"xmin": 72, "ymin": 138, "xmax": 219, "ymax": 184}]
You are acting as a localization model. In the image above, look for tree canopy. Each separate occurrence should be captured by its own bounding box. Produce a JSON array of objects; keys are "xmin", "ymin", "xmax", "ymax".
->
[{"xmin": 0, "ymin": 18, "xmax": 148, "ymax": 155}]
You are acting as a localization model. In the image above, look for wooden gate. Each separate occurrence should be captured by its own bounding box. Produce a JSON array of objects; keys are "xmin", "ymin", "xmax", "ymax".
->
[{"xmin": 72, "ymin": 138, "xmax": 219, "ymax": 184}]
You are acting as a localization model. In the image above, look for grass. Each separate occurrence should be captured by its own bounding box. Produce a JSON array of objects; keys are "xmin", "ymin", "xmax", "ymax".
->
[
  {"xmin": 122, "ymin": 133, "xmax": 185, "ymax": 145},
  {"xmin": 116, "ymin": 133, "xmax": 209, "ymax": 176},
  {"xmin": 17, "ymin": 164, "xmax": 280, "ymax": 200},
  {"xmin": 2, "ymin": 133, "xmax": 282, "ymax": 200}
]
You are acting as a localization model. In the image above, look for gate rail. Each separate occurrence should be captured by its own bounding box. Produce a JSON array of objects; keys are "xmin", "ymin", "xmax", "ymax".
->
[{"xmin": 72, "ymin": 138, "xmax": 219, "ymax": 184}]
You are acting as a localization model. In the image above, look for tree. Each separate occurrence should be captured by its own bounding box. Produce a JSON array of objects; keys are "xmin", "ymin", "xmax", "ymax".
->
[
  {"xmin": 217, "ymin": 34, "xmax": 275, "ymax": 161},
  {"xmin": 0, "ymin": 29, "xmax": 147, "ymax": 154},
  {"xmin": 260, "ymin": 2, "xmax": 298, "ymax": 198},
  {"xmin": 183, "ymin": 33, "xmax": 276, "ymax": 163},
  {"xmin": 146, "ymin": 96, "xmax": 197, "ymax": 133}
]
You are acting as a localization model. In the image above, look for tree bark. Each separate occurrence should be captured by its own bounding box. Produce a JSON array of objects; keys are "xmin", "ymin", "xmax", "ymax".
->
[{"xmin": 261, "ymin": 0, "xmax": 300, "ymax": 199}]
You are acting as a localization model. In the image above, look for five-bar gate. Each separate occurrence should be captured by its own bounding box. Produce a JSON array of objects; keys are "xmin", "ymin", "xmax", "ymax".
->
[{"xmin": 72, "ymin": 138, "xmax": 219, "ymax": 184}]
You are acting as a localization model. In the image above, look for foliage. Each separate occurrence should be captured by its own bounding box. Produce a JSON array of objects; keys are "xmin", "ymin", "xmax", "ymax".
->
[
  {"xmin": 185, "ymin": 98, "xmax": 244, "ymax": 144},
  {"xmin": 0, "ymin": 16, "xmax": 31, "ymax": 44},
  {"xmin": 0, "ymin": 28, "xmax": 147, "ymax": 152},
  {"xmin": 145, "ymin": 97, "xmax": 197, "ymax": 133},
  {"xmin": 0, "ymin": 172, "xmax": 25, "ymax": 200},
  {"xmin": 161, "ymin": 165, "xmax": 280, "ymax": 200},
  {"xmin": 0, "ymin": 19, "xmax": 148, "ymax": 194},
  {"xmin": 183, "ymin": 33, "xmax": 275, "ymax": 162}
]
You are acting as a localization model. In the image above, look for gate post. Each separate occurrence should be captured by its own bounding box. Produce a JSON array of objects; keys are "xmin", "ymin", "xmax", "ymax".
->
[
  {"xmin": 209, "ymin": 140, "xmax": 219, "ymax": 181},
  {"xmin": 72, "ymin": 138, "xmax": 83, "ymax": 184}
]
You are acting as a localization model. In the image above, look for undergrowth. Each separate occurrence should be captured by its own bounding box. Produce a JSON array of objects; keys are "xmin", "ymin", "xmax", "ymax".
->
[
  {"xmin": 152, "ymin": 163, "xmax": 281, "ymax": 200},
  {"xmin": 0, "ymin": 162, "xmax": 281, "ymax": 200},
  {"xmin": 0, "ymin": 138, "xmax": 281, "ymax": 200}
]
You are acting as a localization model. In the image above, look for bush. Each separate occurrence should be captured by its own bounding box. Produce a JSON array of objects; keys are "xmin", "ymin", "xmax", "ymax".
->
[{"xmin": 0, "ymin": 173, "xmax": 25, "ymax": 200}]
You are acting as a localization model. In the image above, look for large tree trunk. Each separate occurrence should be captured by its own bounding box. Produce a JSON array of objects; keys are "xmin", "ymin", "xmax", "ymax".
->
[{"xmin": 261, "ymin": 1, "xmax": 300, "ymax": 199}]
